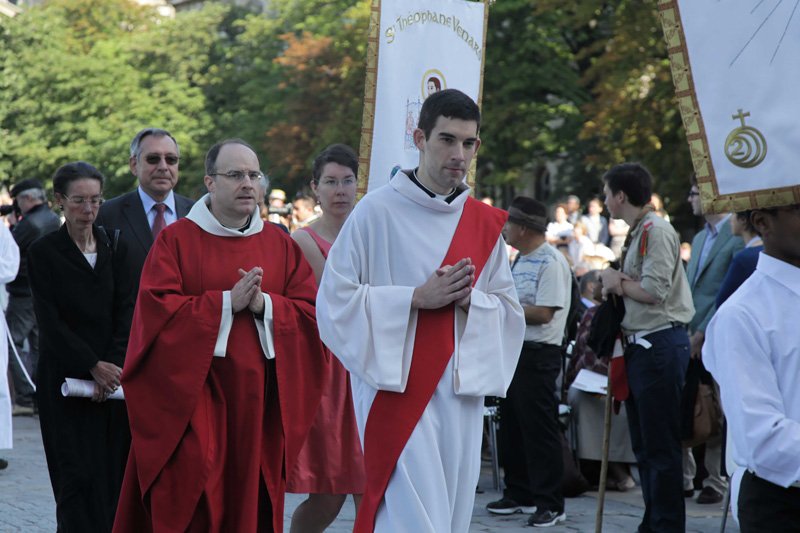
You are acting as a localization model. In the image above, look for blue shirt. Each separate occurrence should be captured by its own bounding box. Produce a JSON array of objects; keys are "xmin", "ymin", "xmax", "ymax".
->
[{"xmin": 693, "ymin": 214, "xmax": 731, "ymax": 285}]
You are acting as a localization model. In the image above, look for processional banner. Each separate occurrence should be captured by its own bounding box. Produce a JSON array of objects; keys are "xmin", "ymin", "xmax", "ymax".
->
[
  {"xmin": 659, "ymin": 0, "xmax": 800, "ymax": 213},
  {"xmin": 358, "ymin": 0, "xmax": 488, "ymax": 195}
]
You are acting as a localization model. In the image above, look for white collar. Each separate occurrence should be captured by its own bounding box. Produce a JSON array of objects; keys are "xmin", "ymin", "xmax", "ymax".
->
[
  {"xmin": 185, "ymin": 194, "xmax": 263, "ymax": 237},
  {"xmin": 391, "ymin": 171, "xmax": 469, "ymax": 213},
  {"xmin": 138, "ymin": 186, "xmax": 176, "ymax": 214},
  {"xmin": 757, "ymin": 252, "xmax": 800, "ymax": 299}
]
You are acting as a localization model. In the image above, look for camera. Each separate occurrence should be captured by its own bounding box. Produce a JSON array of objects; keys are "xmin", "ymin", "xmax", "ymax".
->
[
  {"xmin": 267, "ymin": 205, "xmax": 293, "ymax": 217},
  {"xmin": 0, "ymin": 201, "xmax": 20, "ymax": 217}
]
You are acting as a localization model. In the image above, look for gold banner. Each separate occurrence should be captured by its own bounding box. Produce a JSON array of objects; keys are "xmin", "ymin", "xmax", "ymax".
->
[{"xmin": 658, "ymin": 0, "xmax": 800, "ymax": 212}]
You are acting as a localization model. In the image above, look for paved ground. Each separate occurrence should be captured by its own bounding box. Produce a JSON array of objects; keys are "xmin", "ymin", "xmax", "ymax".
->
[{"xmin": 1, "ymin": 415, "xmax": 738, "ymax": 532}]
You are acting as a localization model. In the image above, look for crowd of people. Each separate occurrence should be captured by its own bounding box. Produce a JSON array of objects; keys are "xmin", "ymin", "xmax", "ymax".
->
[{"xmin": 0, "ymin": 87, "xmax": 797, "ymax": 533}]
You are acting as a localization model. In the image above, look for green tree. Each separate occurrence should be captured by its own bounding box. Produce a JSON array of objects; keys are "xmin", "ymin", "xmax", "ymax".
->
[
  {"xmin": 208, "ymin": 0, "xmax": 370, "ymax": 194},
  {"xmin": 480, "ymin": 0, "xmax": 589, "ymax": 201},
  {"xmin": 0, "ymin": 0, "xmax": 211, "ymax": 196},
  {"xmin": 527, "ymin": 1, "xmax": 695, "ymax": 231}
]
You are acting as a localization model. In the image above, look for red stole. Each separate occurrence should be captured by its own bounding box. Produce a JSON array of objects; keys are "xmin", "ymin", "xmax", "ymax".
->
[{"xmin": 354, "ymin": 197, "xmax": 507, "ymax": 532}]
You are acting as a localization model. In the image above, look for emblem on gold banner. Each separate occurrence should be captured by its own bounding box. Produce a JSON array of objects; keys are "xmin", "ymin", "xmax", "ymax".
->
[{"xmin": 724, "ymin": 109, "xmax": 767, "ymax": 168}]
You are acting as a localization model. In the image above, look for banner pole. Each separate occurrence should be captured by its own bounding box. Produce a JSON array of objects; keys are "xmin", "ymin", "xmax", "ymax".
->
[
  {"xmin": 357, "ymin": 0, "xmax": 382, "ymax": 199},
  {"xmin": 466, "ymin": 0, "xmax": 491, "ymax": 191}
]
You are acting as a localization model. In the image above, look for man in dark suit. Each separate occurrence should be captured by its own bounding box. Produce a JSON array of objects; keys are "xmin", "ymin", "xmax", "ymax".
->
[
  {"xmin": 98, "ymin": 128, "xmax": 193, "ymax": 292},
  {"xmin": 683, "ymin": 175, "xmax": 743, "ymax": 504}
]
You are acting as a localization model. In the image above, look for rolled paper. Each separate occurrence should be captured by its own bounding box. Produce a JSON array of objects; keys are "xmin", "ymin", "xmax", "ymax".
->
[{"xmin": 61, "ymin": 378, "xmax": 124, "ymax": 400}]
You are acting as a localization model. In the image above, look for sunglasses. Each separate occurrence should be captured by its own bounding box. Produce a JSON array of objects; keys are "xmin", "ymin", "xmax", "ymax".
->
[{"xmin": 144, "ymin": 154, "xmax": 179, "ymax": 166}]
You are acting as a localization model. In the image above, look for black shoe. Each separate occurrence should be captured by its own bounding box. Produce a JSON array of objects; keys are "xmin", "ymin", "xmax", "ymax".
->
[
  {"xmin": 527, "ymin": 509, "xmax": 566, "ymax": 528},
  {"xmin": 0, "ymin": 458, "xmax": 8, "ymax": 470},
  {"xmin": 683, "ymin": 489, "xmax": 694, "ymax": 498},
  {"xmin": 486, "ymin": 497, "xmax": 536, "ymax": 515},
  {"xmin": 696, "ymin": 486, "xmax": 723, "ymax": 504}
]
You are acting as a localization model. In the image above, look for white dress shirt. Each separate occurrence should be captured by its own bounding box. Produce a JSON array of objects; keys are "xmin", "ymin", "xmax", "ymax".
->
[{"xmin": 704, "ymin": 252, "xmax": 800, "ymax": 488}]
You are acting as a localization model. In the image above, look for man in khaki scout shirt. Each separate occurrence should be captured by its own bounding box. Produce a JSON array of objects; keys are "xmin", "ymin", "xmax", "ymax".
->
[{"xmin": 600, "ymin": 163, "xmax": 694, "ymax": 533}]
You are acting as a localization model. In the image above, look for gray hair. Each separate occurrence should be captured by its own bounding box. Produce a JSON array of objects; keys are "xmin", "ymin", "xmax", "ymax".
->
[
  {"xmin": 129, "ymin": 128, "xmax": 180, "ymax": 160},
  {"xmin": 16, "ymin": 188, "xmax": 46, "ymax": 203}
]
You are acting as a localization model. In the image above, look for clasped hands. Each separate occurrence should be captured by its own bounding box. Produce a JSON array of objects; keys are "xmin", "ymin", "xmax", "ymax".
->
[
  {"xmin": 232, "ymin": 266, "xmax": 265, "ymax": 314},
  {"xmin": 412, "ymin": 258, "xmax": 475, "ymax": 312}
]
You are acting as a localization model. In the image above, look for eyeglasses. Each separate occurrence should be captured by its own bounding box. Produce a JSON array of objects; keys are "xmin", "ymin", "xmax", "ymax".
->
[
  {"xmin": 213, "ymin": 170, "xmax": 266, "ymax": 183},
  {"xmin": 63, "ymin": 195, "xmax": 104, "ymax": 206},
  {"xmin": 318, "ymin": 177, "xmax": 357, "ymax": 187},
  {"xmin": 687, "ymin": 191, "xmax": 700, "ymax": 198},
  {"xmin": 144, "ymin": 154, "xmax": 179, "ymax": 165}
]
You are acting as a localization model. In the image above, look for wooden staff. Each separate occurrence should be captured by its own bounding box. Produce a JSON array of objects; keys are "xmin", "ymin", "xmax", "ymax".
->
[{"xmin": 595, "ymin": 369, "xmax": 613, "ymax": 533}]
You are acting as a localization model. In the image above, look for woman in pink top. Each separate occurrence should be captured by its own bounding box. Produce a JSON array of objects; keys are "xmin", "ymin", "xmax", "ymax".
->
[{"xmin": 288, "ymin": 144, "xmax": 365, "ymax": 532}]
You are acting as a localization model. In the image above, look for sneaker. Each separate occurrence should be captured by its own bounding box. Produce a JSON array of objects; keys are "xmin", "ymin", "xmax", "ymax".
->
[
  {"xmin": 527, "ymin": 509, "xmax": 566, "ymax": 528},
  {"xmin": 607, "ymin": 475, "xmax": 636, "ymax": 492},
  {"xmin": 0, "ymin": 458, "xmax": 7, "ymax": 470},
  {"xmin": 696, "ymin": 486, "xmax": 723, "ymax": 504},
  {"xmin": 486, "ymin": 497, "xmax": 536, "ymax": 515}
]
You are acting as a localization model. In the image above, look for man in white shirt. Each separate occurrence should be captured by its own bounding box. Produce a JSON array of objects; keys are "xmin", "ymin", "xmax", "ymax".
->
[{"xmin": 704, "ymin": 205, "xmax": 800, "ymax": 531}]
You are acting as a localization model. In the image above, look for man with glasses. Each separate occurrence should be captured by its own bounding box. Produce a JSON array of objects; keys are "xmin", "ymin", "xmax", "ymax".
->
[
  {"xmin": 98, "ymin": 128, "xmax": 194, "ymax": 293},
  {"xmin": 5, "ymin": 179, "xmax": 60, "ymax": 415},
  {"xmin": 683, "ymin": 174, "xmax": 742, "ymax": 504},
  {"xmin": 115, "ymin": 139, "xmax": 328, "ymax": 533}
]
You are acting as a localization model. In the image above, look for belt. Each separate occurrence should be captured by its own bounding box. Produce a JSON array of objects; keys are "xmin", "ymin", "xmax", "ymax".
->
[
  {"xmin": 625, "ymin": 323, "xmax": 682, "ymax": 348},
  {"xmin": 521, "ymin": 340, "xmax": 560, "ymax": 351},
  {"xmin": 749, "ymin": 470, "xmax": 800, "ymax": 489}
]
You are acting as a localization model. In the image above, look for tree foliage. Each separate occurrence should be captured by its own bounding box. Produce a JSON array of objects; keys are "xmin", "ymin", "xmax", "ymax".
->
[
  {"xmin": 0, "ymin": 0, "xmax": 211, "ymax": 196},
  {"xmin": 520, "ymin": 1, "xmax": 694, "ymax": 229},
  {"xmin": 0, "ymin": 0, "xmax": 697, "ymax": 233}
]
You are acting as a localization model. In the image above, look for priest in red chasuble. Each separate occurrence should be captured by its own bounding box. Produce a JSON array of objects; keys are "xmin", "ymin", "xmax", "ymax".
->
[{"xmin": 114, "ymin": 139, "xmax": 329, "ymax": 533}]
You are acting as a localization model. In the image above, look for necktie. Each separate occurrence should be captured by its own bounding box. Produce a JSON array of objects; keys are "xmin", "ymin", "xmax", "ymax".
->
[{"xmin": 152, "ymin": 203, "xmax": 167, "ymax": 238}]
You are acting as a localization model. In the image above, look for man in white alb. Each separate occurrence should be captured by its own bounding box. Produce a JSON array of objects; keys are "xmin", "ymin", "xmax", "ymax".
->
[{"xmin": 317, "ymin": 89, "xmax": 525, "ymax": 532}]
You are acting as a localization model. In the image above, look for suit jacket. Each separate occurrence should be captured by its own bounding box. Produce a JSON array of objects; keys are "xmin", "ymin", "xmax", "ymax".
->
[
  {"xmin": 97, "ymin": 190, "xmax": 194, "ymax": 292},
  {"xmin": 685, "ymin": 218, "xmax": 743, "ymax": 333},
  {"xmin": 8, "ymin": 203, "xmax": 61, "ymax": 296}
]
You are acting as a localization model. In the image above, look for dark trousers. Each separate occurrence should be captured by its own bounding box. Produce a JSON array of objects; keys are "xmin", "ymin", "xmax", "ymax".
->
[
  {"xmin": 499, "ymin": 343, "xmax": 564, "ymax": 513},
  {"xmin": 6, "ymin": 294, "xmax": 38, "ymax": 406},
  {"xmin": 625, "ymin": 326, "xmax": 689, "ymax": 533},
  {"xmin": 738, "ymin": 471, "xmax": 800, "ymax": 533}
]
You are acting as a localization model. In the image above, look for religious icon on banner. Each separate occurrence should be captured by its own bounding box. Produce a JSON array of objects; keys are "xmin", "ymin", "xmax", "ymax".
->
[
  {"xmin": 404, "ymin": 69, "xmax": 449, "ymax": 151},
  {"xmin": 724, "ymin": 109, "xmax": 767, "ymax": 169},
  {"xmin": 404, "ymin": 98, "xmax": 422, "ymax": 151},
  {"xmin": 421, "ymin": 69, "xmax": 447, "ymax": 99}
]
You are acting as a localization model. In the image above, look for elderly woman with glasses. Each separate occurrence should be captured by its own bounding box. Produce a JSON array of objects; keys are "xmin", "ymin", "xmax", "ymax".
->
[{"xmin": 27, "ymin": 161, "xmax": 134, "ymax": 532}]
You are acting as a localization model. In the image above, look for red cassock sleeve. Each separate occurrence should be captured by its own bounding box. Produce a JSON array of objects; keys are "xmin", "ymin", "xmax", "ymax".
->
[{"xmin": 115, "ymin": 221, "xmax": 330, "ymax": 533}]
